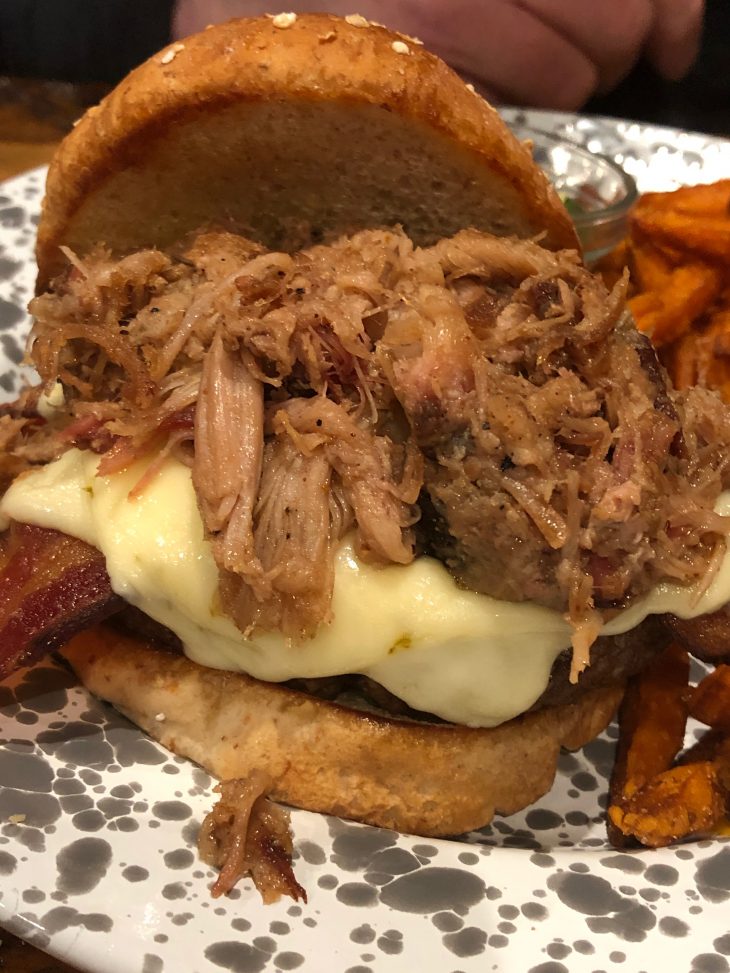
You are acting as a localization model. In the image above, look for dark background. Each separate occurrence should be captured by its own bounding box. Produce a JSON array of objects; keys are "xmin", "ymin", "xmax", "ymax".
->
[
  {"xmin": 0, "ymin": 0, "xmax": 728, "ymax": 136},
  {"xmin": 587, "ymin": 0, "xmax": 730, "ymax": 137}
]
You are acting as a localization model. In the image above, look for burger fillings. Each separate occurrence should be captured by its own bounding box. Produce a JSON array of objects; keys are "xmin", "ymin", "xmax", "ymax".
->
[{"xmin": 2, "ymin": 226, "xmax": 730, "ymax": 726}]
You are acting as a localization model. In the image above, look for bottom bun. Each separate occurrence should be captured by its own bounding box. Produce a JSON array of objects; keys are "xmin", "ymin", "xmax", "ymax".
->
[{"xmin": 60, "ymin": 625, "xmax": 623, "ymax": 836}]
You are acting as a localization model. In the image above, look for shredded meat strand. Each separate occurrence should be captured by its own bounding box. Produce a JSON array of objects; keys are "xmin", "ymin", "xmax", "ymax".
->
[
  {"xmin": 273, "ymin": 396, "xmax": 418, "ymax": 565},
  {"xmin": 193, "ymin": 332, "xmax": 268, "ymax": 596},
  {"xmin": 198, "ymin": 772, "xmax": 306, "ymax": 904},
  {"xmin": 221, "ymin": 437, "xmax": 336, "ymax": 638}
]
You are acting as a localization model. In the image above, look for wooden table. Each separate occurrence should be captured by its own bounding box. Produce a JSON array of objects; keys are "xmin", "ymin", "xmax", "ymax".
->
[
  {"xmin": 0, "ymin": 929, "xmax": 79, "ymax": 972},
  {"xmin": 0, "ymin": 74, "xmax": 111, "ymax": 973}
]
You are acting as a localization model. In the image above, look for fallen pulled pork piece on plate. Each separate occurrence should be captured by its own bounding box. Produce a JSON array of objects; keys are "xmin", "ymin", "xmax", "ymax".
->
[{"xmin": 198, "ymin": 772, "xmax": 306, "ymax": 904}]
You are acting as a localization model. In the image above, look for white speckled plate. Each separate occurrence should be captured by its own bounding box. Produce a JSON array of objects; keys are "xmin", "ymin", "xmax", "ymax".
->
[{"xmin": 2, "ymin": 116, "xmax": 730, "ymax": 973}]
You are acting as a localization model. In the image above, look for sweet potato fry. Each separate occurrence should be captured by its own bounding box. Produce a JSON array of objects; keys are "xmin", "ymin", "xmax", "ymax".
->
[
  {"xmin": 594, "ymin": 239, "xmax": 629, "ymax": 290},
  {"xmin": 709, "ymin": 735, "xmax": 730, "ymax": 792},
  {"xmin": 628, "ymin": 290, "xmax": 662, "ymax": 316},
  {"xmin": 613, "ymin": 643, "xmax": 690, "ymax": 797},
  {"xmin": 599, "ymin": 179, "xmax": 730, "ymax": 382},
  {"xmin": 646, "ymin": 180, "xmax": 730, "ymax": 220},
  {"xmin": 665, "ymin": 604, "xmax": 730, "ymax": 664},
  {"xmin": 632, "ymin": 191, "xmax": 669, "ymax": 219},
  {"xmin": 608, "ymin": 762, "xmax": 725, "ymax": 847},
  {"xmin": 630, "ymin": 237, "xmax": 675, "ymax": 292},
  {"xmin": 706, "ymin": 299, "xmax": 730, "ymax": 352},
  {"xmin": 688, "ymin": 665, "xmax": 730, "ymax": 731},
  {"xmin": 698, "ymin": 299, "xmax": 730, "ymax": 398},
  {"xmin": 630, "ymin": 263, "xmax": 722, "ymax": 345},
  {"xmin": 632, "ymin": 210, "xmax": 730, "ymax": 266},
  {"xmin": 679, "ymin": 729, "xmax": 730, "ymax": 795},
  {"xmin": 667, "ymin": 329, "xmax": 701, "ymax": 389},
  {"xmin": 677, "ymin": 727, "xmax": 726, "ymax": 765},
  {"xmin": 607, "ymin": 643, "xmax": 689, "ymax": 847}
]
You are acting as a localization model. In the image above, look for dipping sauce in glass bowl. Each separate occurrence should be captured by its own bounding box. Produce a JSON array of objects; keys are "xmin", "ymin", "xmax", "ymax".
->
[{"xmin": 511, "ymin": 125, "xmax": 638, "ymax": 263}]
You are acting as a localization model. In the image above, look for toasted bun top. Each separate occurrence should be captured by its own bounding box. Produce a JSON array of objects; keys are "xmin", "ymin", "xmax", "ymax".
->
[{"xmin": 36, "ymin": 13, "xmax": 578, "ymax": 288}]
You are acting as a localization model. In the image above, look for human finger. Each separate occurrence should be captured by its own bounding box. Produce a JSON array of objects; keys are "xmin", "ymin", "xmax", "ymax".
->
[
  {"xmin": 515, "ymin": 0, "xmax": 653, "ymax": 93},
  {"xmin": 644, "ymin": 0, "xmax": 705, "ymax": 80},
  {"xmin": 173, "ymin": 0, "xmax": 599, "ymax": 110},
  {"xmin": 382, "ymin": 0, "xmax": 600, "ymax": 110}
]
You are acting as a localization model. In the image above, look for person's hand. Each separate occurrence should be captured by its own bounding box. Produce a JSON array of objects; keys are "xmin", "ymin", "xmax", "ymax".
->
[{"xmin": 173, "ymin": 0, "xmax": 705, "ymax": 110}]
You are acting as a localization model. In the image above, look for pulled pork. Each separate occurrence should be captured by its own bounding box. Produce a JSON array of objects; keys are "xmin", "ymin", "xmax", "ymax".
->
[
  {"xmin": 17, "ymin": 226, "xmax": 730, "ymax": 672},
  {"xmin": 198, "ymin": 773, "xmax": 306, "ymax": 904},
  {"xmin": 0, "ymin": 386, "xmax": 63, "ymax": 491}
]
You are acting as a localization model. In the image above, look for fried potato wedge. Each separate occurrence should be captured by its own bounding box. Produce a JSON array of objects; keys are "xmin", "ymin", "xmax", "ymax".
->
[
  {"xmin": 594, "ymin": 239, "xmax": 629, "ymax": 290},
  {"xmin": 632, "ymin": 210, "xmax": 730, "ymax": 266},
  {"xmin": 710, "ymin": 735, "xmax": 730, "ymax": 792},
  {"xmin": 630, "ymin": 263, "xmax": 723, "ymax": 346},
  {"xmin": 670, "ymin": 328, "xmax": 702, "ymax": 389},
  {"xmin": 602, "ymin": 180, "xmax": 730, "ymax": 395},
  {"xmin": 688, "ymin": 665, "xmax": 730, "ymax": 731},
  {"xmin": 608, "ymin": 762, "xmax": 725, "ymax": 847},
  {"xmin": 610, "ymin": 643, "xmax": 689, "ymax": 800},
  {"xmin": 665, "ymin": 605, "xmax": 730, "ymax": 664},
  {"xmin": 608, "ymin": 643, "xmax": 689, "ymax": 847},
  {"xmin": 636, "ymin": 180, "xmax": 730, "ymax": 220},
  {"xmin": 630, "ymin": 236, "xmax": 675, "ymax": 292}
]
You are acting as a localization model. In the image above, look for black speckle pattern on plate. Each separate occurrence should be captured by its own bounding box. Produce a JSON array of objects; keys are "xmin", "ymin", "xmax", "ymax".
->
[{"xmin": 2, "ymin": 123, "xmax": 730, "ymax": 973}]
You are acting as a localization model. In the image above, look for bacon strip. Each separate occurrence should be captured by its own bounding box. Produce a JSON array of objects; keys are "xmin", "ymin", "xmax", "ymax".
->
[{"xmin": 0, "ymin": 524, "xmax": 121, "ymax": 680}]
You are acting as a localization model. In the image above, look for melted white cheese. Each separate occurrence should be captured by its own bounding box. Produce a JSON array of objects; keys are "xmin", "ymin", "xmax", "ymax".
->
[{"xmin": 3, "ymin": 449, "xmax": 730, "ymax": 728}]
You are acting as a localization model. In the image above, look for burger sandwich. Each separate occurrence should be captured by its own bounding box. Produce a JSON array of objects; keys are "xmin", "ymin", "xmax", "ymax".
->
[{"xmin": 2, "ymin": 15, "xmax": 730, "ymax": 893}]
